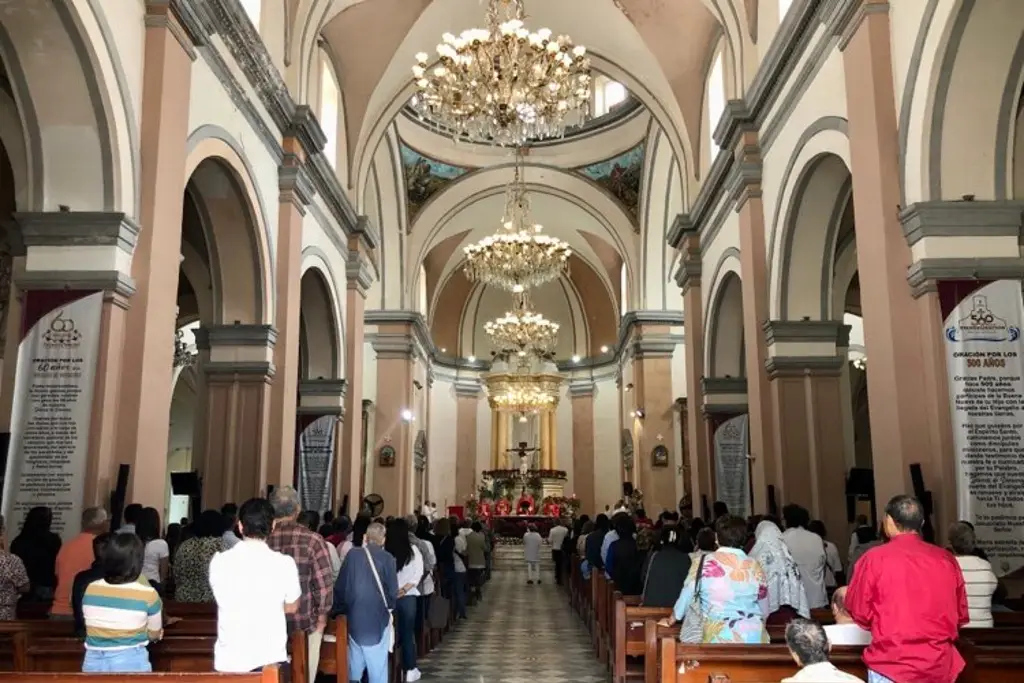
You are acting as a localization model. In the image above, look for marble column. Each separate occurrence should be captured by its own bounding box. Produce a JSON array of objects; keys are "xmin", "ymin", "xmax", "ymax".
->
[
  {"xmin": 115, "ymin": 2, "xmax": 201, "ymax": 510},
  {"xmin": 7, "ymin": 213, "xmax": 139, "ymax": 509},
  {"xmin": 338, "ymin": 239, "xmax": 373, "ymax": 509},
  {"xmin": 838, "ymin": 2, "xmax": 951, "ymax": 518},
  {"xmin": 193, "ymin": 324, "xmax": 276, "ymax": 507},
  {"xmin": 764, "ymin": 320, "xmax": 850, "ymax": 545},
  {"xmin": 266, "ymin": 122, "xmax": 319, "ymax": 489},
  {"xmin": 454, "ymin": 380, "xmax": 481, "ymax": 503},
  {"xmin": 672, "ymin": 217, "xmax": 713, "ymax": 516},
  {"xmin": 569, "ymin": 381, "xmax": 596, "ymax": 514},
  {"xmin": 371, "ymin": 323, "xmax": 415, "ymax": 516},
  {"xmin": 732, "ymin": 132, "xmax": 777, "ymax": 515},
  {"xmin": 631, "ymin": 326, "xmax": 680, "ymax": 514}
]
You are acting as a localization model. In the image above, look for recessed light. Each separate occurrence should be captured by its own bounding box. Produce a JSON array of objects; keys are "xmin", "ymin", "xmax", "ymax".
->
[
  {"xmin": 440, "ymin": 347, "xmax": 447, "ymax": 353},
  {"xmin": 600, "ymin": 345, "xmax": 609, "ymax": 353},
  {"xmin": 467, "ymin": 355, "xmax": 476, "ymax": 363},
  {"xmin": 571, "ymin": 355, "xmax": 581, "ymax": 363},
  {"xmin": 401, "ymin": 409, "xmax": 414, "ymax": 422}
]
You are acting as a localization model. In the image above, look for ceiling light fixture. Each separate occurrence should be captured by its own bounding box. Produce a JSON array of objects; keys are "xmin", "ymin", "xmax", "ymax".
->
[
  {"xmin": 411, "ymin": 0, "xmax": 592, "ymax": 147},
  {"xmin": 600, "ymin": 345, "xmax": 609, "ymax": 353},
  {"xmin": 463, "ymin": 149, "xmax": 571, "ymax": 292},
  {"xmin": 484, "ymin": 293, "xmax": 560, "ymax": 357},
  {"xmin": 571, "ymin": 354, "xmax": 581, "ymax": 363}
]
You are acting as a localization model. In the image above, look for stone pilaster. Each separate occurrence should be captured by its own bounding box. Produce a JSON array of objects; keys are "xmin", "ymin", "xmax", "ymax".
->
[
  {"xmin": 569, "ymin": 381, "xmax": 596, "ymax": 516},
  {"xmin": 339, "ymin": 235, "xmax": 374, "ymax": 510},
  {"xmin": 369, "ymin": 320, "xmax": 417, "ymax": 515},
  {"xmin": 764, "ymin": 320, "xmax": 850, "ymax": 548},
  {"xmin": 454, "ymin": 380, "xmax": 481, "ymax": 506},
  {"xmin": 193, "ymin": 324, "xmax": 276, "ymax": 507}
]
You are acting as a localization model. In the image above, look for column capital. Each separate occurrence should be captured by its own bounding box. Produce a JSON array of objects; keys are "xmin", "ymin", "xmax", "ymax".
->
[
  {"xmin": 701, "ymin": 376, "xmax": 748, "ymax": 416},
  {"xmin": 278, "ymin": 165, "xmax": 316, "ymax": 213},
  {"xmin": 13, "ymin": 211, "xmax": 140, "ymax": 252},
  {"xmin": 568, "ymin": 381, "xmax": 595, "ymax": 398},
  {"xmin": 899, "ymin": 200, "xmax": 1024, "ymax": 245},
  {"xmin": 825, "ymin": 0, "xmax": 890, "ymax": 51},
  {"xmin": 346, "ymin": 247, "xmax": 375, "ymax": 296},
  {"xmin": 453, "ymin": 380, "xmax": 481, "ymax": 399},
  {"xmin": 763, "ymin": 319, "xmax": 850, "ymax": 349},
  {"xmin": 352, "ymin": 215, "xmax": 379, "ymax": 252},
  {"xmin": 906, "ymin": 258, "xmax": 1024, "ymax": 298},
  {"xmin": 764, "ymin": 355, "xmax": 845, "ymax": 380},
  {"xmin": 144, "ymin": 0, "xmax": 210, "ymax": 60},
  {"xmin": 298, "ymin": 378, "xmax": 347, "ymax": 415},
  {"xmin": 195, "ymin": 323, "xmax": 276, "ymax": 377},
  {"xmin": 369, "ymin": 329, "xmax": 416, "ymax": 360},
  {"xmin": 286, "ymin": 105, "xmax": 328, "ymax": 159}
]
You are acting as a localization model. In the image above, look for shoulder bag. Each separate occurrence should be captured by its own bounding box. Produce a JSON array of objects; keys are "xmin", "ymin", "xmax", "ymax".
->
[
  {"xmin": 364, "ymin": 546, "xmax": 395, "ymax": 652},
  {"xmin": 679, "ymin": 554, "xmax": 707, "ymax": 643}
]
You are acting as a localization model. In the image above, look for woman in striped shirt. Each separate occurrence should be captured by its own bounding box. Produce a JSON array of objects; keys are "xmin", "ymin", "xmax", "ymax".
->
[
  {"xmin": 948, "ymin": 521, "xmax": 998, "ymax": 628},
  {"xmin": 81, "ymin": 533, "xmax": 163, "ymax": 672}
]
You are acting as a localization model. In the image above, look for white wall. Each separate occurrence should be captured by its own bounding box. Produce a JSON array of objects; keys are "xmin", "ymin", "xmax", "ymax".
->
[
  {"xmin": 427, "ymin": 378, "xmax": 458, "ymax": 510},
  {"xmin": 361, "ymin": 340, "xmax": 378, "ymax": 494},
  {"xmin": 593, "ymin": 378, "xmax": 621, "ymax": 510}
]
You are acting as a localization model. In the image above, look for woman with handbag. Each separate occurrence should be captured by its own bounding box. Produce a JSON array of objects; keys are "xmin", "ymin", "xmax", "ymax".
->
[{"xmin": 658, "ymin": 515, "xmax": 770, "ymax": 644}]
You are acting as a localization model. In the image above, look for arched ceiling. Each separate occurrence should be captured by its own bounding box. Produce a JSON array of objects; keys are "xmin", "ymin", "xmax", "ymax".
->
[{"xmin": 309, "ymin": 0, "xmax": 746, "ymax": 196}]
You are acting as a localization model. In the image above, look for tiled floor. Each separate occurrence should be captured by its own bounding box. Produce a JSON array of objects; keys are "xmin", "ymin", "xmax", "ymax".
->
[{"xmin": 417, "ymin": 567, "xmax": 609, "ymax": 683}]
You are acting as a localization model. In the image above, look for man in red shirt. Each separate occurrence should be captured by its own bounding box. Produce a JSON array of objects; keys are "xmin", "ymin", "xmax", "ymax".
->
[{"xmin": 846, "ymin": 495, "xmax": 968, "ymax": 683}]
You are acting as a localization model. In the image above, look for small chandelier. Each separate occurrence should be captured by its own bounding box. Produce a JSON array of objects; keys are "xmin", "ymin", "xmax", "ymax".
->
[
  {"xmin": 492, "ymin": 384, "xmax": 556, "ymax": 414},
  {"xmin": 485, "ymin": 293, "xmax": 559, "ymax": 356},
  {"xmin": 463, "ymin": 150, "xmax": 571, "ymax": 292},
  {"xmin": 173, "ymin": 329, "xmax": 195, "ymax": 369},
  {"xmin": 411, "ymin": 0, "xmax": 592, "ymax": 146}
]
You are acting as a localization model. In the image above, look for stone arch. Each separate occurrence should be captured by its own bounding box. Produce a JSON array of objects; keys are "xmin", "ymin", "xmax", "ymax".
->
[
  {"xmin": 184, "ymin": 135, "xmax": 274, "ymax": 326},
  {"xmin": 705, "ymin": 250, "xmax": 744, "ymax": 378},
  {"xmin": 299, "ymin": 263, "xmax": 342, "ymax": 380},
  {"xmin": 906, "ymin": 0, "xmax": 1024, "ymax": 201},
  {"xmin": 0, "ymin": 0, "xmax": 135, "ymax": 214},
  {"xmin": 764, "ymin": 118, "xmax": 850, "ymax": 320},
  {"xmin": 775, "ymin": 153, "xmax": 853, "ymax": 321}
]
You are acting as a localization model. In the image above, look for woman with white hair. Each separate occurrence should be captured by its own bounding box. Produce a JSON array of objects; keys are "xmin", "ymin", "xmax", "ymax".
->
[{"xmin": 749, "ymin": 519, "xmax": 809, "ymax": 626}]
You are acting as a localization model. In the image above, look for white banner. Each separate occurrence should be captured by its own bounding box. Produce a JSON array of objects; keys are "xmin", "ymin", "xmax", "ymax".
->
[
  {"xmin": 298, "ymin": 415, "xmax": 335, "ymax": 514},
  {"xmin": 945, "ymin": 280, "xmax": 1024, "ymax": 575},
  {"xmin": 714, "ymin": 414, "xmax": 750, "ymax": 519},
  {"xmin": 3, "ymin": 293, "xmax": 103, "ymax": 540}
]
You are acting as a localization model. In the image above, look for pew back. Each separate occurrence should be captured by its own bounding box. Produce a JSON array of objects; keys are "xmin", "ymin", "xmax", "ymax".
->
[
  {"xmin": 0, "ymin": 669, "xmax": 278, "ymax": 682},
  {"xmin": 658, "ymin": 638, "xmax": 868, "ymax": 683}
]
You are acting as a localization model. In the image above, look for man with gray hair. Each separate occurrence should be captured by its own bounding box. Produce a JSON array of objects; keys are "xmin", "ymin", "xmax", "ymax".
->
[
  {"xmin": 51, "ymin": 506, "xmax": 109, "ymax": 619},
  {"xmin": 782, "ymin": 618, "xmax": 865, "ymax": 682},
  {"xmin": 333, "ymin": 520, "xmax": 397, "ymax": 683},
  {"xmin": 267, "ymin": 486, "xmax": 333, "ymax": 677}
]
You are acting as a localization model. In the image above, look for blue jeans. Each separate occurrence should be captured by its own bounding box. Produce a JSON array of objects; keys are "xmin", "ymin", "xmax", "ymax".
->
[
  {"xmin": 395, "ymin": 595, "xmax": 418, "ymax": 671},
  {"xmin": 868, "ymin": 672, "xmax": 895, "ymax": 683},
  {"xmin": 82, "ymin": 645, "xmax": 151, "ymax": 673},
  {"xmin": 348, "ymin": 628, "xmax": 389, "ymax": 683}
]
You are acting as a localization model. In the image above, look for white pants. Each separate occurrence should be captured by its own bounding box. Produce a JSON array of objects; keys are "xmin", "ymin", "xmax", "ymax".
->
[
  {"xmin": 526, "ymin": 561, "xmax": 540, "ymax": 581},
  {"xmin": 308, "ymin": 627, "xmax": 324, "ymax": 678}
]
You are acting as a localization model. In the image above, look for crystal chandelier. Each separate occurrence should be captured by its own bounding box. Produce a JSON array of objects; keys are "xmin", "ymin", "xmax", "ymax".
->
[
  {"xmin": 485, "ymin": 293, "xmax": 559, "ymax": 356},
  {"xmin": 411, "ymin": 0, "xmax": 592, "ymax": 146},
  {"xmin": 463, "ymin": 150, "xmax": 571, "ymax": 292},
  {"xmin": 491, "ymin": 384, "xmax": 556, "ymax": 414},
  {"xmin": 173, "ymin": 329, "xmax": 195, "ymax": 369}
]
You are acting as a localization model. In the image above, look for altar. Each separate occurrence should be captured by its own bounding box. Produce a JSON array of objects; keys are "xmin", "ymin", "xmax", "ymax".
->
[{"xmin": 490, "ymin": 515, "xmax": 558, "ymax": 539}]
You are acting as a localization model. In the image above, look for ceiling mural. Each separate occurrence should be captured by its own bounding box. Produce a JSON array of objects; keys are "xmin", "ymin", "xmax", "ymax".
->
[
  {"xmin": 400, "ymin": 142, "xmax": 474, "ymax": 221},
  {"xmin": 574, "ymin": 142, "xmax": 645, "ymax": 223}
]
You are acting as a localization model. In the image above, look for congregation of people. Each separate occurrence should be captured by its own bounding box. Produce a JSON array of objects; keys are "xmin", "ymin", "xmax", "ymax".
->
[{"xmin": 0, "ymin": 489, "xmax": 497, "ymax": 682}]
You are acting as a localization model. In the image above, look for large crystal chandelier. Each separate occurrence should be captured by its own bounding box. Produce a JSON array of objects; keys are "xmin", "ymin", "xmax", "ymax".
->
[
  {"xmin": 492, "ymin": 384, "xmax": 556, "ymax": 414},
  {"xmin": 411, "ymin": 0, "xmax": 592, "ymax": 146},
  {"xmin": 463, "ymin": 150, "xmax": 571, "ymax": 292},
  {"xmin": 485, "ymin": 293, "xmax": 559, "ymax": 356}
]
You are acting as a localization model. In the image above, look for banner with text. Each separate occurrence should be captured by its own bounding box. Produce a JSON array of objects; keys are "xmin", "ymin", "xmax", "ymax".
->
[
  {"xmin": 3, "ymin": 293, "xmax": 103, "ymax": 541},
  {"xmin": 945, "ymin": 280, "xmax": 1024, "ymax": 575},
  {"xmin": 298, "ymin": 415, "xmax": 335, "ymax": 514},
  {"xmin": 714, "ymin": 414, "xmax": 750, "ymax": 519}
]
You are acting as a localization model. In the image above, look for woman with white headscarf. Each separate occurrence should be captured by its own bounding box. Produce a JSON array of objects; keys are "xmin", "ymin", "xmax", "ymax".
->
[{"xmin": 749, "ymin": 520, "xmax": 809, "ymax": 626}]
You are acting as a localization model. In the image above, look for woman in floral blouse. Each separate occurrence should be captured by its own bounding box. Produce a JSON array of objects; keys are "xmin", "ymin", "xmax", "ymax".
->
[
  {"xmin": 172, "ymin": 510, "xmax": 224, "ymax": 603},
  {"xmin": 0, "ymin": 515, "xmax": 30, "ymax": 619},
  {"xmin": 660, "ymin": 514, "xmax": 770, "ymax": 644}
]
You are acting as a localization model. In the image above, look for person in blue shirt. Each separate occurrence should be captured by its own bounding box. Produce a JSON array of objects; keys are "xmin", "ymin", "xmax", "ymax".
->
[{"xmin": 331, "ymin": 518, "xmax": 397, "ymax": 683}]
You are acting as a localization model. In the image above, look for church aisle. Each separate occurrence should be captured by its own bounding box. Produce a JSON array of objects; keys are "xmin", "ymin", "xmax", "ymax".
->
[{"xmin": 417, "ymin": 566, "xmax": 609, "ymax": 682}]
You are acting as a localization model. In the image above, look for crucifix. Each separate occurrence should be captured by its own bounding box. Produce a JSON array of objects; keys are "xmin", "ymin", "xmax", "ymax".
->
[{"xmin": 505, "ymin": 441, "xmax": 539, "ymax": 477}]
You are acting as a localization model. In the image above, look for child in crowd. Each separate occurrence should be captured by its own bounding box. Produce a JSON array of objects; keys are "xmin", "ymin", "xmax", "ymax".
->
[{"xmin": 81, "ymin": 533, "xmax": 163, "ymax": 672}]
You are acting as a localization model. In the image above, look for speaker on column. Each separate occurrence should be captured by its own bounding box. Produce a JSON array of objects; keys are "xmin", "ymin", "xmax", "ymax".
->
[{"xmin": 110, "ymin": 464, "xmax": 130, "ymax": 530}]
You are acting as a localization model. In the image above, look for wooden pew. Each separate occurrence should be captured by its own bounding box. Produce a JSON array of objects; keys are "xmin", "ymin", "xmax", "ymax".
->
[
  {"xmin": 657, "ymin": 637, "xmax": 868, "ymax": 683},
  {"xmin": 12, "ymin": 633, "xmax": 218, "ymax": 673},
  {"xmin": 612, "ymin": 597, "xmax": 670, "ymax": 683},
  {"xmin": 0, "ymin": 669, "xmax": 279, "ymax": 682},
  {"xmin": 958, "ymin": 641, "xmax": 1024, "ymax": 681}
]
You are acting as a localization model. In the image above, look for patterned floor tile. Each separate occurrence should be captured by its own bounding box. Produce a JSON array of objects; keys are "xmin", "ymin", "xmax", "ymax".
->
[{"xmin": 417, "ymin": 566, "xmax": 609, "ymax": 683}]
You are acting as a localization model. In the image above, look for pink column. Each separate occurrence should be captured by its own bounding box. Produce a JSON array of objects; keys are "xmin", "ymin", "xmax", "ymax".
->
[
  {"xmin": 454, "ymin": 383, "xmax": 481, "ymax": 505},
  {"xmin": 631, "ymin": 329, "xmax": 678, "ymax": 514},
  {"xmin": 370, "ymin": 323, "xmax": 415, "ymax": 515},
  {"xmin": 569, "ymin": 383, "xmax": 596, "ymax": 515},
  {"xmin": 339, "ymin": 242, "xmax": 372, "ymax": 508},
  {"xmin": 841, "ymin": 2, "xmax": 940, "ymax": 512},
  {"xmin": 115, "ymin": 2, "xmax": 197, "ymax": 509}
]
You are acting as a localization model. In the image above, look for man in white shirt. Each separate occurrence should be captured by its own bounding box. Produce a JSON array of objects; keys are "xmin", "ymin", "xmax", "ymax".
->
[
  {"xmin": 783, "ymin": 504, "xmax": 829, "ymax": 609},
  {"xmin": 824, "ymin": 587, "xmax": 872, "ymax": 646},
  {"xmin": 548, "ymin": 519, "xmax": 569, "ymax": 586},
  {"xmin": 522, "ymin": 524, "xmax": 542, "ymax": 585},
  {"xmin": 209, "ymin": 498, "xmax": 301, "ymax": 673},
  {"xmin": 782, "ymin": 618, "xmax": 865, "ymax": 682}
]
